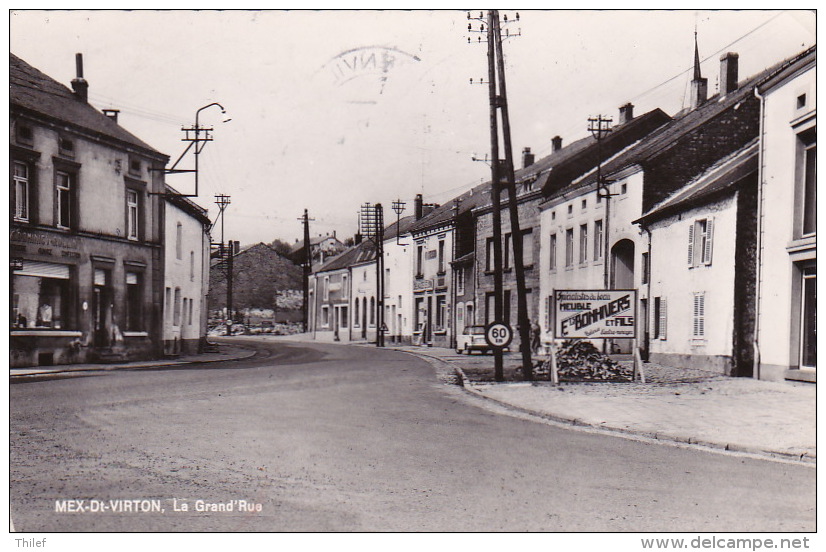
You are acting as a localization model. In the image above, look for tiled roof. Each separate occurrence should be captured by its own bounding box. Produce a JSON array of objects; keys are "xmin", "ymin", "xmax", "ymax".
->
[
  {"xmin": 634, "ymin": 140, "xmax": 758, "ymax": 224},
  {"xmin": 10, "ymin": 53, "xmax": 165, "ymax": 158}
]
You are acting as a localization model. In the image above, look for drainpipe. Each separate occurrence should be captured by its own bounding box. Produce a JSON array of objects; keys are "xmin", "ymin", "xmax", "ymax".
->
[{"xmin": 752, "ymin": 86, "xmax": 766, "ymax": 380}]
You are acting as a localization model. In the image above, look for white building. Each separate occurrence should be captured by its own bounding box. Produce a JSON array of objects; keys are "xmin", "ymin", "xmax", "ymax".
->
[
  {"xmin": 162, "ymin": 191, "xmax": 211, "ymax": 355},
  {"xmin": 634, "ymin": 141, "xmax": 758, "ymax": 375},
  {"xmin": 753, "ymin": 46, "xmax": 816, "ymax": 382}
]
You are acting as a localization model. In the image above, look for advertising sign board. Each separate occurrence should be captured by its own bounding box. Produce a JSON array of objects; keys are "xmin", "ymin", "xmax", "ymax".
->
[{"xmin": 553, "ymin": 289, "xmax": 637, "ymax": 339}]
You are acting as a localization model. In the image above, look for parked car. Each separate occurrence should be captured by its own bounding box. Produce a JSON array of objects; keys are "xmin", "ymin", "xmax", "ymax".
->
[{"xmin": 456, "ymin": 325, "xmax": 491, "ymax": 354}]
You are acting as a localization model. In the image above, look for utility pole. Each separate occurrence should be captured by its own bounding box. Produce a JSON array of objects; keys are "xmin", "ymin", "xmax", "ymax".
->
[
  {"xmin": 361, "ymin": 202, "xmax": 385, "ymax": 347},
  {"xmin": 589, "ymin": 115, "xmax": 614, "ymax": 289},
  {"xmin": 298, "ymin": 209, "xmax": 314, "ymax": 333},
  {"xmin": 470, "ymin": 10, "xmax": 530, "ymax": 380},
  {"xmin": 492, "ymin": 12, "xmax": 533, "ymax": 381},
  {"xmin": 213, "ymin": 194, "xmax": 232, "ymax": 332}
]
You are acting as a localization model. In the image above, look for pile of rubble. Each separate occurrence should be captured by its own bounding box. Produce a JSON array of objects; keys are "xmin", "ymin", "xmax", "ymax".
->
[{"xmin": 535, "ymin": 340, "xmax": 633, "ymax": 382}]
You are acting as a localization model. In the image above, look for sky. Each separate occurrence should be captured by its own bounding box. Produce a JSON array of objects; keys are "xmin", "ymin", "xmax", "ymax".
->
[{"xmin": 9, "ymin": 9, "xmax": 816, "ymax": 247}]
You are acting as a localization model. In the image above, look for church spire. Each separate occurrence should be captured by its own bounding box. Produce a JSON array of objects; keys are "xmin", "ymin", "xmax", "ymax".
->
[{"xmin": 689, "ymin": 28, "xmax": 708, "ymax": 110}]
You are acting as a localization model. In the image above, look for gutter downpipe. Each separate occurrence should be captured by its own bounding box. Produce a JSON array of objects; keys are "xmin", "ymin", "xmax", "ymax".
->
[{"xmin": 752, "ymin": 85, "xmax": 766, "ymax": 380}]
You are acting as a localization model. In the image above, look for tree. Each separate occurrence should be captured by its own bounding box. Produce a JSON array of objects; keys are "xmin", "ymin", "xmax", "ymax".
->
[{"xmin": 270, "ymin": 238, "xmax": 294, "ymax": 257}]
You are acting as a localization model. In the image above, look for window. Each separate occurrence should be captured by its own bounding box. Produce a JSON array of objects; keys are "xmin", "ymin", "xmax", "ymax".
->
[
  {"xmin": 579, "ymin": 224, "xmax": 588, "ymax": 264},
  {"xmin": 485, "ymin": 238, "xmax": 494, "ymax": 272},
  {"xmin": 437, "ymin": 240, "xmax": 446, "ymax": 274},
  {"xmin": 323, "ymin": 276, "xmax": 330, "ymax": 301},
  {"xmin": 126, "ymin": 189, "xmax": 139, "ymax": 240},
  {"xmin": 641, "ymin": 252, "xmax": 650, "ymax": 285},
  {"xmin": 321, "ymin": 305, "xmax": 330, "ymax": 327},
  {"xmin": 435, "ymin": 295, "xmax": 446, "ymax": 330},
  {"xmin": 354, "ymin": 297, "xmax": 360, "ymax": 327},
  {"xmin": 485, "ymin": 292, "xmax": 495, "ymax": 324},
  {"xmin": 692, "ymin": 293, "xmax": 706, "ymax": 338},
  {"xmin": 15, "ymin": 123, "xmax": 33, "ymax": 146},
  {"xmin": 456, "ymin": 269, "xmax": 465, "ymax": 296},
  {"xmin": 620, "ymin": 183, "xmax": 628, "ymax": 195},
  {"xmin": 58, "ymin": 136, "xmax": 75, "ymax": 158},
  {"xmin": 581, "ymin": 199, "xmax": 587, "ymax": 211},
  {"xmin": 12, "ymin": 262, "xmax": 73, "ymax": 329},
  {"xmin": 13, "ymin": 161, "xmax": 30, "ymax": 222},
  {"xmin": 551, "ymin": 211, "xmax": 556, "ymax": 221},
  {"xmin": 125, "ymin": 271, "xmax": 143, "ymax": 331},
  {"xmin": 567, "ymin": 204, "xmax": 573, "ymax": 217},
  {"xmin": 800, "ymin": 267, "xmax": 816, "ymax": 369},
  {"xmin": 654, "ymin": 297, "xmax": 667, "ymax": 340},
  {"xmin": 594, "ymin": 220, "xmax": 604, "ymax": 260},
  {"xmin": 565, "ymin": 228, "xmax": 574, "ymax": 267},
  {"xmin": 416, "ymin": 244, "xmax": 424, "ymax": 277},
  {"xmin": 800, "ymin": 130, "xmax": 816, "ymax": 236},
  {"xmin": 340, "ymin": 306, "xmax": 349, "ymax": 329},
  {"xmin": 342, "ymin": 274, "xmax": 348, "ymax": 299},
  {"xmin": 522, "ymin": 229, "xmax": 534, "ymax": 267},
  {"xmin": 549, "ymin": 234, "xmax": 557, "ymax": 271},
  {"xmin": 190, "ymin": 251, "xmax": 195, "ymax": 281},
  {"xmin": 688, "ymin": 218, "xmax": 714, "ymax": 267},
  {"xmin": 188, "ymin": 297, "xmax": 194, "ymax": 326},
  {"xmin": 56, "ymin": 171, "xmax": 73, "ymax": 229},
  {"xmin": 369, "ymin": 296, "xmax": 376, "ymax": 326},
  {"xmin": 176, "ymin": 222, "xmax": 183, "ymax": 260},
  {"xmin": 173, "ymin": 288, "xmax": 182, "ymax": 326},
  {"xmin": 165, "ymin": 287, "xmax": 172, "ymax": 323},
  {"xmin": 129, "ymin": 157, "xmax": 142, "ymax": 176}
]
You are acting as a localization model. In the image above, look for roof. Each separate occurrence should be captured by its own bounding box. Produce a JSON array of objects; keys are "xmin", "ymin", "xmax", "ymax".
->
[
  {"xmin": 567, "ymin": 50, "xmax": 809, "ymax": 195},
  {"xmin": 539, "ymin": 108, "xmax": 672, "ymax": 195},
  {"xmin": 634, "ymin": 139, "xmax": 758, "ymax": 225},
  {"xmin": 756, "ymin": 45, "xmax": 816, "ymax": 94},
  {"xmin": 290, "ymin": 233, "xmax": 343, "ymax": 253},
  {"xmin": 10, "ymin": 53, "xmax": 165, "ymax": 158},
  {"xmin": 315, "ymin": 240, "xmax": 377, "ymax": 273},
  {"xmin": 409, "ymin": 181, "xmax": 491, "ymax": 234},
  {"xmin": 164, "ymin": 184, "xmax": 211, "ymax": 225}
]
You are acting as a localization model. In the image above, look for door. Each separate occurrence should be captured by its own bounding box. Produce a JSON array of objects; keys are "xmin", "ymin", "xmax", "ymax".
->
[{"xmin": 92, "ymin": 268, "xmax": 112, "ymax": 347}]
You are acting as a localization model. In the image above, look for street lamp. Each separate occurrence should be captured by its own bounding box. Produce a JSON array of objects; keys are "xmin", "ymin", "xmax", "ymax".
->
[{"xmin": 391, "ymin": 199, "xmax": 406, "ymax": 245}]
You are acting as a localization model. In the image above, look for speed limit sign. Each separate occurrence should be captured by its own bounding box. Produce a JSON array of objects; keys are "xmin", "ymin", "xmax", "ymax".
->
[{"xmin": 485, "ymin": 321, "xmax": 513, "ymax": 348}]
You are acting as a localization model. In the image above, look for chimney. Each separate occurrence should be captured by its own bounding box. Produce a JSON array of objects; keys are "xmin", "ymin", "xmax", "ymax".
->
[
  {"xmin": 71, "ymin": 53, "xmax": 89, "ymax": 102},
  {"xmin": 618, "ymin": 103, "xmax": 634, "ymax": 125},
  {"xmin": 102, "ymin": 109, "xmax": 119, "ymax": 123},
  {"xmin": 522, "ymin": 147, "xmax": 535, "ymax": 168},
  {"xmin": 720, "ymin": 52, "xmax": 739, "ymax": 95},
  {"xmin": 551, "ymin": 136, "xmax": 563, "ymax": 153},
  {"xmin": 414, "ymin": 194, "xmax": 423, "ymax": 220},
  {"xmin": 354, "ymin": 233, "xmax": 362, "ymax": 245}
]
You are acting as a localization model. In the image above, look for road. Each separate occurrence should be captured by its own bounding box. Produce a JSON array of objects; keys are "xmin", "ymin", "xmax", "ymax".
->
[{"xmin": 10, "ymin": 338, "xmax": 815, "ymax": 532}]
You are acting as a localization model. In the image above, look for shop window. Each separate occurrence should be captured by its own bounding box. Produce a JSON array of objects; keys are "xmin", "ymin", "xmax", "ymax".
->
[
  {"xmin": 12, "ymin": 262, "xmax": 73, "ymax": 329},
  {"xmin": 800, "ymin": 267, "xmax": 816, "ymax": 369},
  {"xmin": 125, "ymin": 271, "xmax": 143, "ymax": 331},
  {"xmin": 435, "ymin": 295, "xmax": 446, "ymax": 330}
]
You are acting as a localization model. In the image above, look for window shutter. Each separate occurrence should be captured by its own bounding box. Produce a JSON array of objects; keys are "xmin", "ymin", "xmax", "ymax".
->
[
  {"xmin": 703, "ymin": 217, "xmax": 714, "ymax": 265},
  {"xmin": 18, "ymin": 261, "xmax": 71, "ymax": 280},
  {"xmin": 660, "ymin": 298, "xmax": 668, "ymax": 340},
  {"xmin": 687, "ymin": 223, "xmax": 695, "ymax": 266}
]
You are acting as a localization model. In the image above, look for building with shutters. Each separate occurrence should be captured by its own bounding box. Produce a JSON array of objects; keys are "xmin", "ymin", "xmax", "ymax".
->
[{"xmin": 10, "ymin": 53, "xmax": 170, "ymax": 366}]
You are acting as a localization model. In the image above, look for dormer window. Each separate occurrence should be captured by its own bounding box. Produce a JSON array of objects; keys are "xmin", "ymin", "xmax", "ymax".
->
[
  {"xmin": 58, "ymin": 136, "xmax": 75, "ymax": 158},
  {"xmin": 129, "ymin": 157, "xmax": 142, "ymax": 176},
  {"xmin": 16, "ymin": 123, "xmax": 34, "ymax": 146}
]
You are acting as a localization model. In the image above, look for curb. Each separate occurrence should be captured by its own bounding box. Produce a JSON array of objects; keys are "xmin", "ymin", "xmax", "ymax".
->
[
  {"xmin": 403, "ymin": 348, "xmax": 815, "ymax": 466},
  {"xmin": 9, "ymin": 345, "xmax": 258, "ymax": 379}
]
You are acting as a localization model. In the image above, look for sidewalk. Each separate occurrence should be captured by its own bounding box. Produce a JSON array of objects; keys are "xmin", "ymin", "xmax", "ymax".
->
[
  {"xmin": 9, "ymin": 342, "xmax": 257, "ymax": 378},
  {"xmin": 384, "ymin": 343, "xmax": 817, "ymax": 464}
]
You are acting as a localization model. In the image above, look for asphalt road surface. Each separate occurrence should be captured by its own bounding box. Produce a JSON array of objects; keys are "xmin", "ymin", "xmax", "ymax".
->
[{"xmin": 10, "ymin": 338, "xmax": 815, "ymax": 532}]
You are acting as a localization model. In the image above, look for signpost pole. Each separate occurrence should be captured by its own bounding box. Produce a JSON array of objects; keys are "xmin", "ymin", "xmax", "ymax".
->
[{"xmin": 549, "ymin": 339, "xmax": 559, "ymax": 386}]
